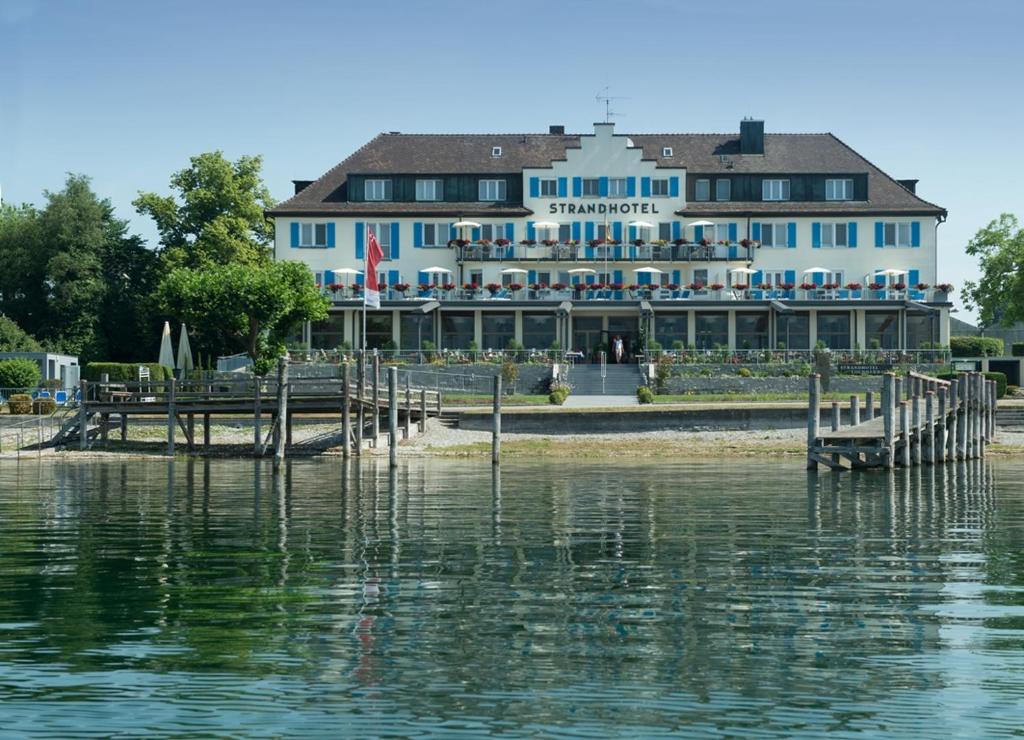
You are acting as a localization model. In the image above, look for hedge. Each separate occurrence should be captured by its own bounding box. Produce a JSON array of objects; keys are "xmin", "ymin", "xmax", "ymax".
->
[
  {"xmin": 0, "ymin": 358, "xmax": 41, "ymax": 391},
  {"xmin": 83, "ymin": 363, "xmax": 174, "ymax": 382},
  {"xmin": 950, "ymin": 336, "xmax": 1004, "ymax": 357},
  {"xmin": 6, "ymin": 394, "xmax": 32, "ymax": 415},
  {"xmin": 1012, "ymin": 342, "xmax": 1024, "ymax": 357},
  {"xmin": 935, "ymin": 370, "xmax": 1008, "ymax": 398}
]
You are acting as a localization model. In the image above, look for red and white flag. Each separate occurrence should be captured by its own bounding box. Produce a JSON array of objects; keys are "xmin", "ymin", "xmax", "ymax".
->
[{"xmin": 364, "ymin": 227, "xmax": 384, "ymax": 308}]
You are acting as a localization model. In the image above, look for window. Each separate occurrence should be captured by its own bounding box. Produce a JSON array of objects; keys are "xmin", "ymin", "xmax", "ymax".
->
[
  {"xmin": 482, "ymin": 314, "xmax": 515, "ymax": 350},
  {"xmin": 400, "ymin": 314, "xmax": 432, "ymax": 351},
  {"xmin": 820, "ymin": 222, "xmax": 848, "ymax": 248},
  {"xmin": 759, "ymin": 223, "xmax": 789, "ymax": 248},
  {"xmin": 422, "ymin": 222, "xmax": 451, "ymax": 247},
  {"xmin": 540, "ymin": 178, "xmax": 558, "ymax": 197},
  {"xmin": 367, "ymin": 222, "xmax": 392, "ymax": 260},
  {"xmin": 558, "ymin": 224, "xmax": 571, "ymax": 242},
  {"xmin": 654, "ymin": 314, "xmax": 686, "ymax": 349},
  {"xmin": 658, "ymin": 222, "xmax": 672, "ymax": 241},
  {"xmin": 478, "ymin": 179, "xmax": 506, "ymax": 201},
  {"xmin": 523, "ymin": 314, "xmax": 557, "ymax": 349},
  {"xmin": 415, "ymin": 179, "xmax": 443, "ymax": 201},
  {"xmin": 816, "ymin": 313, "xmax": 851, "ymax": 350},
  {"xmin": 761, "ymin": 270, "xmax": 785, "ymax": 287},
  {"xmin": 299, "ymin": 222, "xmax": 328, "ymax": 247},
  {"xmin": 582, "ymin": 178, "xmax": 600, "ymax": 197},
  {"xmin": 692, "ymin": 269, "xmax": 708, "ymax": 286},
  {"xmin": 735, "ymin": 313, "xmax": 769, "ymax": 350},
  {"xmin": 480, "ymin": 224, "xmax": 506, "ymax": 241},
  {"xmin": 536, "ymin": 271, "xmax": 551, "ymax": 286},
  {"xmin": 442, "ymin": 313, "xmax": 474, "ymax": 349},
  {"xmin": 825, "ymin": 178, "xmax": 853, "ymax": 201},
  {"xmin": 651, "ymin": 178, "xmax": 669, "ymax": 197},
  {"xmin": 491, "ymin": 146, "xmax": 502, "ymax": 157},
  {"xmin": 607, "ymin": 178, "xmax": 628, "ymax": 197},
  {"xmin": 695, "ymin": 313, "xmax": 728, "ymax": 350},
  {"xmin": 695, "ymin": 179, "xmax": 711, "ymax": 201},
  {"xmin": 715, "ymin": 179, "xmax": 731, "ymax": 201},
  {"xmin": 762, "ymin": 179, "xmax": 790, "ymax": 201},
  {"xmin": 364, "ymin": 314, "xmax": 393, "ymax": 350},
  {"xmin": 311, "ymin": 315, "xmax": 346, "ymax": 350},
  {"xmin": 865, "ymin": 312, "xmax": 899, "ymax": 350},
  {"xmin": 712, "ymin": 224, "xmax": 729, "ymax": 242},
  {"xmin": 662, "ymin": 146, "xmax": 673, "ymax": 157},
  {"xmin": 364, "ymin": 179, "xmax": 391, "ymax": 201},
  {"xmin": 883, "ymin": 222, "xmax": 913, "ymax": 247},
  {"xmin": 776, "ymin": 314, "xmax": 809, "ymax": 350}
]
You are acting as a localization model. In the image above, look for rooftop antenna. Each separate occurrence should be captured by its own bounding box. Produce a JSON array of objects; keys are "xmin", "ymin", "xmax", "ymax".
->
[{"xmin": 595, "ymin": 86, "xmax": 628, "ymax": 123}]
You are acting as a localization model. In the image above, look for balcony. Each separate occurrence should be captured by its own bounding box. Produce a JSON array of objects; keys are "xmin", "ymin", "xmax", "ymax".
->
[{"xmin": 456, "ymin": 239, "xmax": 754, "ymax": 263}]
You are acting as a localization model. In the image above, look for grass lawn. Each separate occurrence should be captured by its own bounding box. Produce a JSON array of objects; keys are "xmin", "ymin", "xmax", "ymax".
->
[
  {"xmin": 651, "ymin": 391, "xmax": 875, "ymax": 404},
  {"xmin": 442, "ymin": 393, "xmax": 553, "ymax": 407}
]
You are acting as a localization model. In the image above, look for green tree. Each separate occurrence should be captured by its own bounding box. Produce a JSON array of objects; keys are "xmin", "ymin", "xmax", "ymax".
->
[
  {"xmin": 159, "ymin": 261, "xmax": 328, "ymax": 375},
  {"xmin": 963, "ymin": 213, "xmax": 1024, "ymax": 328},
  {"xmin": 134, "ymin": 152, "xmax": 275, "ymax": 269},
  {"xmin": 0, "ymin": 316, "xmax": 43, "ymax": 352},
  {"xmin": 0, "ymin": 358, "xmax": 42, "ymax": 391},
  {"xmin": 0, "ymin": 203, "xmax": 45, "ymax": 332}
]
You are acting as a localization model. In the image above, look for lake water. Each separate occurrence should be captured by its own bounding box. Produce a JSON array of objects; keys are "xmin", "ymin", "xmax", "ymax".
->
[{"xmin": 1, "ymin": 457, "xmax": 1023, "ymax": 737}]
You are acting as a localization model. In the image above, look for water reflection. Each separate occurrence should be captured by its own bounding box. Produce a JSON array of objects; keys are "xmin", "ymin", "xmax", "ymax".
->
[{"xmin": 0, "ymin": 457, "xmax": 1022, "ymax": 735}]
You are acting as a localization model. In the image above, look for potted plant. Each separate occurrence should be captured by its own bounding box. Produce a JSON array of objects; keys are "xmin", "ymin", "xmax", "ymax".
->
[
  {"xmin": 673, "ymin": 238, "xmax": 689, "ymax": 246},
  {"xmin": 495, "ymin": 237, "xmax": 510, "ymax": 248},
  {"xmin": 868, "ymin": 281, "xmax": 886, "ymax": 297},
  {"xmin": 845, "ymin": 282, "xmax": 863, "ymax": 298},
  {"xmin": 442, "ymin": 282, "xmax": 456, "ymax": 291},
  {"xmin": 485, "ymin": 282, "xmax": 502, "ymax": 296},
  {"xmin": 914, "ymin": 282, "xmax": 930, "ymax": 291},
  {"xmin": 756, "ymin": 282, "xmax": 772, "ymax": 291},
  {"xmin": 508, "ymin": 282, "xmax": 524, "ymax": 293},
  {"xmin": 588, "ymin": 238, "xmax": 604, "ymax": 249},
  {"xmin": 393, "ymin": 282, "xmax": 410, "ymax": 296},
  {"xmin": 934, "ymin": 283, "xmax": 954, "ymax": 300},
  {"xmin": 573, "ymin": 282, "xmax": 587, "ymax": 294},
  {"xmin": 519, "ymin": 239, "xmax": 536, "ymax": 247},
  {"xmin": 350, "ymin": 282, "xmax": 363, "ymax": 294},
  {"xmin": 700, "ymin": 238, "xmax": 711, "ymax": 246},
  {"xmin": 688, "ymin": 281, "xmax": 705, "ymax": 293},
  {"xmin": 666, "ymin": 283, "xmax": 679, "ymax": 291},
  {"xmin": 893, "ymin": 282, "xmax": 907, "ymax": 291},
  {"xmin": 542, "ymin": 239, "xmax": 559, "ymax": 247},
  {"xmin": 551, "ymin": 282, "xmax": 567, "ymax": 291},
  {"xmin": 632, "ymin": 238, "xmax": 645, "ymax": 247},
  {"xmin": 732, "ymin": 283, "xmax": 749, "ymax": 291},
  {"xmin": 709, "ymin": 283, "xmax": 725, "ymax": 296}
]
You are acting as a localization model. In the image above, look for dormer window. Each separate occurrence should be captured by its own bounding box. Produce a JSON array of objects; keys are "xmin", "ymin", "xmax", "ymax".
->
[
  {"xmin": 364, "ymin": 178, "xmax": 392, "ymax": 201},
  {"xmin": 491, "ymin": 146, "xmax": 502, "ymax": 157},
  {"xmin": 662, "ymin": 146, "xmax": 673, "ymax": 157}
]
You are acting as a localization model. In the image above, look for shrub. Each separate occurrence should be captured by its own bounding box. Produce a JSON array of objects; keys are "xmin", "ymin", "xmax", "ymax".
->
[
  {"xmin": 1007, "ymin": 385, "xmax": 1020, "ymax": 396},
  {"xmin": 548, "ymin": 381, "xmax": 570, "ymax": 405},
  {"xmin": 637, "ymin": 385, "xmax": 655, "ymax": 404},
  {"xmin": 1012, "ymin": 342, "xmax": 1024, "ymax": 357},
  {"xmin": 500, "ymin": 360, "xmax": 519, "ymax": 391},
  {"xmin": 935, "ymin": 370, "xmax": 1008, "ymax": 398},
  {"xmin": 6, "ymin": 394, "xmax": 32, "ymax": 415},
  {"xmin": 0, "ymin": 358, "xmax": 41, "ymax": 391},
  {"xmin": 32, "ymin": 397, "xmax": 57, "ymax": 415},
  {"xmin": 737, "ymin": 367, "xmax": 752, "ymax": 378},
  {"xmin": 83, "ymin": 362, "xmax": 173, "ymax": 382},
  {"xmin": 950, "ymin": 336, "xmax": 1004, "ymax": 357}
]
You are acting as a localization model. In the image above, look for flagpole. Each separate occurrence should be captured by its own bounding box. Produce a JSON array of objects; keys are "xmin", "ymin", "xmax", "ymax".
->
[{"xmin": 362, "ymin": 223, "xmax": 368, "ymax": 356}]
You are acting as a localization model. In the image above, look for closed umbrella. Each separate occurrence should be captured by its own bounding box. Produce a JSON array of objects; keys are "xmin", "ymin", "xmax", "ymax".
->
[
  {"xmin": 176, "ymin": 323, "xmax": 194, "ymax": 373},
  {"xmin": 158, "ymin": 321, "xmax": 174, "ymax": 369}
]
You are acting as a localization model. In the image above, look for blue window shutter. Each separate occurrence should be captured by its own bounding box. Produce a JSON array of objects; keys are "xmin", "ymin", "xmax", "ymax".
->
[
  {"xmin": 811, "ymin": 222, "xmax": 821, "ymax": 248},
  {"xmin": 614, "ymin": 245, "xmax": 623, "ymax": 260},
  {"xmin": 585, "ymin": 244, "xmax": 595, "ymax": 259},
  {"xmin": 572, "ymin": 177, "xmax": 582, "ymax": 197},
  {"xmin": 598, "ymin": 176, "xmax": 609, "ymax": 197},
  {"xmin": 752, "ymin": 223, "xmax": 761, "ymax": 241},
  {"xmin": 290, "ymin": 222, "xmax": 299, "ymax": 248},
  {"xmin": 585, "ymin": 222, "xmax": 594, "ymax": 241},
  {"xmin": 848, "ymin": 222, "xmax": 858, "ymax": 248},
  {"xmin": 614, "ymin": 269, "xmax": 624, "ymax": 284},
  {"xmin": 753, "ymin": 270, "xmax": 763, "ymax": 286},
  {"xmin": 784, "ymin": 269, "xmax": 796, "ymax": 285},
  {"xmin": 388, "ymin": 269, "xmax": 399, "ymax": 287},
  {"xmin": 471, "ymin": 227, "xmax": 481, "ymax": 241},
  {"xmin": 787, "ymin": 222, "xmax": 797, "ymax": 248},
  {"xmin": 613, "ymin": 222, "xmax": 623, "ymax": 242},
  {"xmin": 728, "ymin": 223, "xmax": 737, "ymax": 242},
  {"xmin": 672, "ymin": 221, "xmax": 681, "ymax": 240},
  {"xmin": 413, "ymin": 222, "xmax": 423, "ymax": 247},
  {"xmin": 672, "ymin": 269, "xmax": 680, "ymax": 285},
  {"xmin": 694, "ymin": 225, "xmax": 703, "ymax": 241},
  {"xmin": 529, "ymin": 177, "xmax": 539, "ymax": 198},
  {"xmin": 638, "ymin": 271, "xmax": 651, "ymax": 285},
  {"xmin": 909, "ymin": 269, "xmax": 920, "ymax": 286},
  {"xmin": 505, "ymin": 223, "xmax": 514, "ymax": 242},
  {"xmin": 669, "ymin": 177, "xmax": 679, "ymax": 197},
  {"xmin": 326, "ymin": 223, "xmax": 336, "ymax": 248},
  {"xmin": 875, "ymin": 221, "xmax": 884, "ymax": 248},
  {"xmin": 626, "ymin": 177, "xmax": 636, "ymax": 197},
  {"xmin": 728, "ymin": 245, "xmax": 738, "ymax": 259},
  {"xmin": 324, "ymin": 269, "xmax": 334, "ymax": 285},
  {"xmin": 572, "ymin": 222, "xmax": 581, "ymax": 241},
  {"xmin": 628, "ymin": 224, "xmax": 636, "ymax": 241},
  {"xmin": 641, "ymin": 177, "xmax": 651, "ymax": 197},
  {"xmin": 813, "ymin": 272, "xmax": 824, "ymax": 286},
  {"xmin": 586, "ymin": 274, "xmax": 595, "ymax": 285},
  {"xmin": 526, "ymin": 221, "xmax": 535, "ymax": 241},
  {"xmin": 418, "ymin": 271, "xmax": 428, "ymax": 286},
  {"xmin": 528, "ymin": 270, "xmax": 537, "ymax": 284},
  {"xmin": 355, "ymin": 222, "xmax": 365, "ymax": 259},
  {"xmin": 356, "ymin": 273, "xmax": 364, "ymax": 286},
  {"xmin": 449, "ymin": 224, "xmax": 457, "ymax": 241},
  {"xmin": 557, "ymin": 177, "xmax": 567, "ymax": 197},
  {"xmin": 390, "ymin": 222, "xmax": 400, "ymax": 259},
  {"xmin": 911, "ymin": 221, "xmax": 921, "ymax": 247}
]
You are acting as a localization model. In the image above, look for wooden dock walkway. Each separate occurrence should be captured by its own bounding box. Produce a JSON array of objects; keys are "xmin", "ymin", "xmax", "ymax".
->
[{"xmin": 807, "ymin": 370, "xmax": 998, "ymax": 471}]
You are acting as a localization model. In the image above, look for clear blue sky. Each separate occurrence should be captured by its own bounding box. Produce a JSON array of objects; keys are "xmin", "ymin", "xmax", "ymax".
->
[{"xmin": 2, "ymin": 0, "xmax": 1022, "ymax": 321}]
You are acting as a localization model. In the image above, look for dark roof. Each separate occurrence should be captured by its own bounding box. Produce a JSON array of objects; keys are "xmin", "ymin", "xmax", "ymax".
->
[{"xmin": 268, "ymin": 130, "xmax": 945, "ymax": 217}]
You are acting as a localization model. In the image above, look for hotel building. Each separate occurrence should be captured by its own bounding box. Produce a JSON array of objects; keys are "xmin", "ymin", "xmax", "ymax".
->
[{"xmin": 267, "ymin": 119, "xmax": 949, "ymax": 356}]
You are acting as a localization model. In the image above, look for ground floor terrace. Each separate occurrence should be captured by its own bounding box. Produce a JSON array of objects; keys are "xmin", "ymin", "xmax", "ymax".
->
[{"xmin": 305, "ymin": 299, "xmax": 950, "ymax": 361}]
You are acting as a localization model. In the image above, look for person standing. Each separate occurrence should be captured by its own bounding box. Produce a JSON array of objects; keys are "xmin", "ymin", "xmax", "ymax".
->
[{"xmin": 612, "ymin": 335, "xmax": 624, "ymax": 364}]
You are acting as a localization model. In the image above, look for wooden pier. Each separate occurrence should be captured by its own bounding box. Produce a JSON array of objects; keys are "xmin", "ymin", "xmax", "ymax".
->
[{"xmin": 807, "ymin": 371, "xmax": 998, "ymax": 471}]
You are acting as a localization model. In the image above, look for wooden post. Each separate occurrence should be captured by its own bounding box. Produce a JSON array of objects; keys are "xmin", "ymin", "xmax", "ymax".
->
[
  {"xmin": 965, "ymin": 373, "xmax": 975, "ymax": 459},
  {"xmin": 831, "ymin": 401, "xmax": 840, "ymax": 431},
  {"xmin": 492, "ymin": 374, "xmax": 502, "ymax": 465},
  {"xmin": 98, "ymin": 373, "xmax": 109, "ymax": 444},
  {"xmin": 978, "ymin": 375, "xmax": 986, "ymax": 458},
  {"xmin": 436, "ymin": 385, "xmax": 442, "ymax": 416},
  {"xmin": 253, "ymin": 377, "xmax": 262, "ymax": 457},
  {"xmin": 882, "ymin": 373, "xmax": 895, "ymax": 469},
  {"xmin": 274, "ymin": 358, "xmax": 288, "ymax": 470},
  {"xmin": 924, "ymin": 391, "xmax": 935, "ymax": 465},
  {"xmin": 120, "ymin": 413, "xmax": 128, "ymax": 441},
  {"xmin": 404, "ymin": 378, "xmax": 412, "ymax": 440},
  {"xmin": 356, "ymin": 352, "xmax": 365, "ymax": 455},
  {"xmin": 100, "ymin": 413, "xmax": 109, "ymax": 444},
  {"xmin": 286, "ymin": 412, "xmax": 293, "ymax": 448},
  {"xmin": 911, "ymin": 395, "xmax": 921, "ymax": 466},
  {"xmin": 372, "ymin": 350, "xmax": 380, "ymax": 447},
  {"xmin": 187, "ymin": 413, "xmax": 195, "ymax": 452},
  {"xmin": 900, "ymin": 401, "xmax": 910, "ymax": 467},
  {"xmin": 807, "ymin": 373, "xmax": 821, "ymax": 470},
  {"xmin": 894, "ymin": 377, "xmax": 903, "ymax": 409},
  {"xmin": 388, "ymin": 366, "xmax": 398, "ymax": 469},
  {"xmin": 203, "ymin": 413, "xmax": 211, "ymax": 447},
  {"xmin": 936, "ymin": 387, "xmax": 946, "ymax": 464},
  {"xmin": 865, "ymin": 390, "xmax": 875, "ymax": 421},
  {"xmin": 342, "ymin": 363, "xmax": 351, "ymax": 459},
  {"xmin": 946, "ymin": 381, "xmax": 957, "ymax": 461},
  {"xmin": 420, "ymin": 389, "xmax": 427, "ymax": 434},
  {"xmin": 79, "ymin": 380, "xmax": 88, "ymax": 451},
  {"xmin": 988, "ymin": 379, "xmax": 997, "ymax": 440},
  {"xmin": 850, "ymin": 395, "xmax": 860, "ymax": 426},
  {"xmin": 957, "ymin": 376, "xmax": 967, "ymax": 460},
  {"xmin": 167, "ymin": 378, "xmax": 176, "ymax": 457}
]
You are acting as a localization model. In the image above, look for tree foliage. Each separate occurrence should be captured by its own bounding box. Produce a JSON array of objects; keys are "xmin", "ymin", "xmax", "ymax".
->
[
  {"xmin": 0, "ymin": 316, "xmax": 42, "ymax": 352},
  {"xmin": 0, "ymin": 358, "xmax": 42, "ymax": 391},
  {"xmin": 963, "ymin": 213, "xmax": 1024, "ymax": 328},
  {"xmin": 159, "ymin": 261, "xmax": 328, "ymax": 375},
  {"xmin": 134, "ymin": 152, "xmax": 275, "ymax": 269}
]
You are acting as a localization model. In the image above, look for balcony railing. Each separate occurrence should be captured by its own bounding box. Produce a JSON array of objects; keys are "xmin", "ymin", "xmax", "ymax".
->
[{"xmin": 457, "ymin": 241, "xmax": 753, "ymax": 263}]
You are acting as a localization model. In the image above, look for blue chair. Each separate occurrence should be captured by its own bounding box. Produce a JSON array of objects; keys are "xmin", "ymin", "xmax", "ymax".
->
[
  {"xmin": 908, "ymin": 289, "xmax": 925, "ymax": 301},
  {"xmin": 749, "ymin": 289, "xmax": 764, "ymax": 300},
  {"xmin": 55, "ymin": 390, "xmax": 69, "ymax": 405}
]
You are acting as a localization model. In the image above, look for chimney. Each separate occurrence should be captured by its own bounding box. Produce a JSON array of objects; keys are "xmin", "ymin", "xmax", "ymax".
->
[
  {"xmin": 292, "ymin": 180, "xmax": 314, "ymax": 195},
  {"xmin": 740, "ymin": 118, "xmax": 764, "ymax": 155},
  {"xmin": 549, "ymin": 124, "xmax": 565, "ymax": 135},
  {"xmin": 897, "ymin": 179, "xmax": 918, "ymax": 194}
]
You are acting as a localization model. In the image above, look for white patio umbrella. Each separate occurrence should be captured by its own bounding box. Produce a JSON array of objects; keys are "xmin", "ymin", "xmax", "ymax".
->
[
  {"xmin": 801, "ymin": 267, "xmax": 830, "ymax": 274},
  {"xmin": 329, "ymin": 267, "xmax": 363, "ymax": 276},
  {"xmin": 878, "ymin": 268, "xmax": 908, "ymax": 276},
  {"xmin": 567, "ymin": 267, "xmax": 597, "ymax": 274},
  {"xmin": 176, "ymin": 323, "xmax": 194, "ymax": 372},
  {"xmin": 633, "ymin": 266, "xmax": 665, "ymax": 274},
  {"xmin": 731, "ymin": 267, "xmax": 757, "ymax": 275},
  {"xmin": 452, "ymin": 220, "xmax": 481, "ymax": 228},
  {"xmin": 422, "ymin": 266, "xmax": 453, "ymax": 273},
  {"xmin": 628, "ymin": 220, "xmax": 655, "ymax": 230},
  {"xmin": 158, "ymin": 321, "xmax": 174, "ymax": 368},
  {"xmin": 500, "ymin": 267, "xmax": 528, "ymax": 274},
  {"xmin": 687, "ymin": 220, "xmax": 715, "ymax": 228}
]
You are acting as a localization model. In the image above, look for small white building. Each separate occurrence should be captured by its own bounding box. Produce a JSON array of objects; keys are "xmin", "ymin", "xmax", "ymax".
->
[{"xmin": 0, "ymin": 352, "xmax": 80, "ymax": 389}]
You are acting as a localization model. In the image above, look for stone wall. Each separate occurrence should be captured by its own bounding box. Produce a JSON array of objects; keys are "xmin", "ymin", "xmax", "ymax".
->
[
  {"xmin": 658, "ymin": 373, "xmax": 886, "ymax": 395},
  {"xmin": 288, "ymin": 362, "xmax": 555, "ymax": 395}
]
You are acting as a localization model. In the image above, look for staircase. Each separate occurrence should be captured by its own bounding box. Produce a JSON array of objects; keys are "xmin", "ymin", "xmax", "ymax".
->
[
  {"xmin": 997, "ymin": 405, "xmax": 1024, "ymax": 430},
  {"xmin": 569, "ymin": 363, "xmax": 644, "ymax": 396}
]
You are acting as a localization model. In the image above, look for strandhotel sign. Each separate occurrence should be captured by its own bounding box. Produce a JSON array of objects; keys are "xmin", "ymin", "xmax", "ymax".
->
[{"xmin": 547, "ymin": 201, "xmax": 664, "ymax": 215}]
